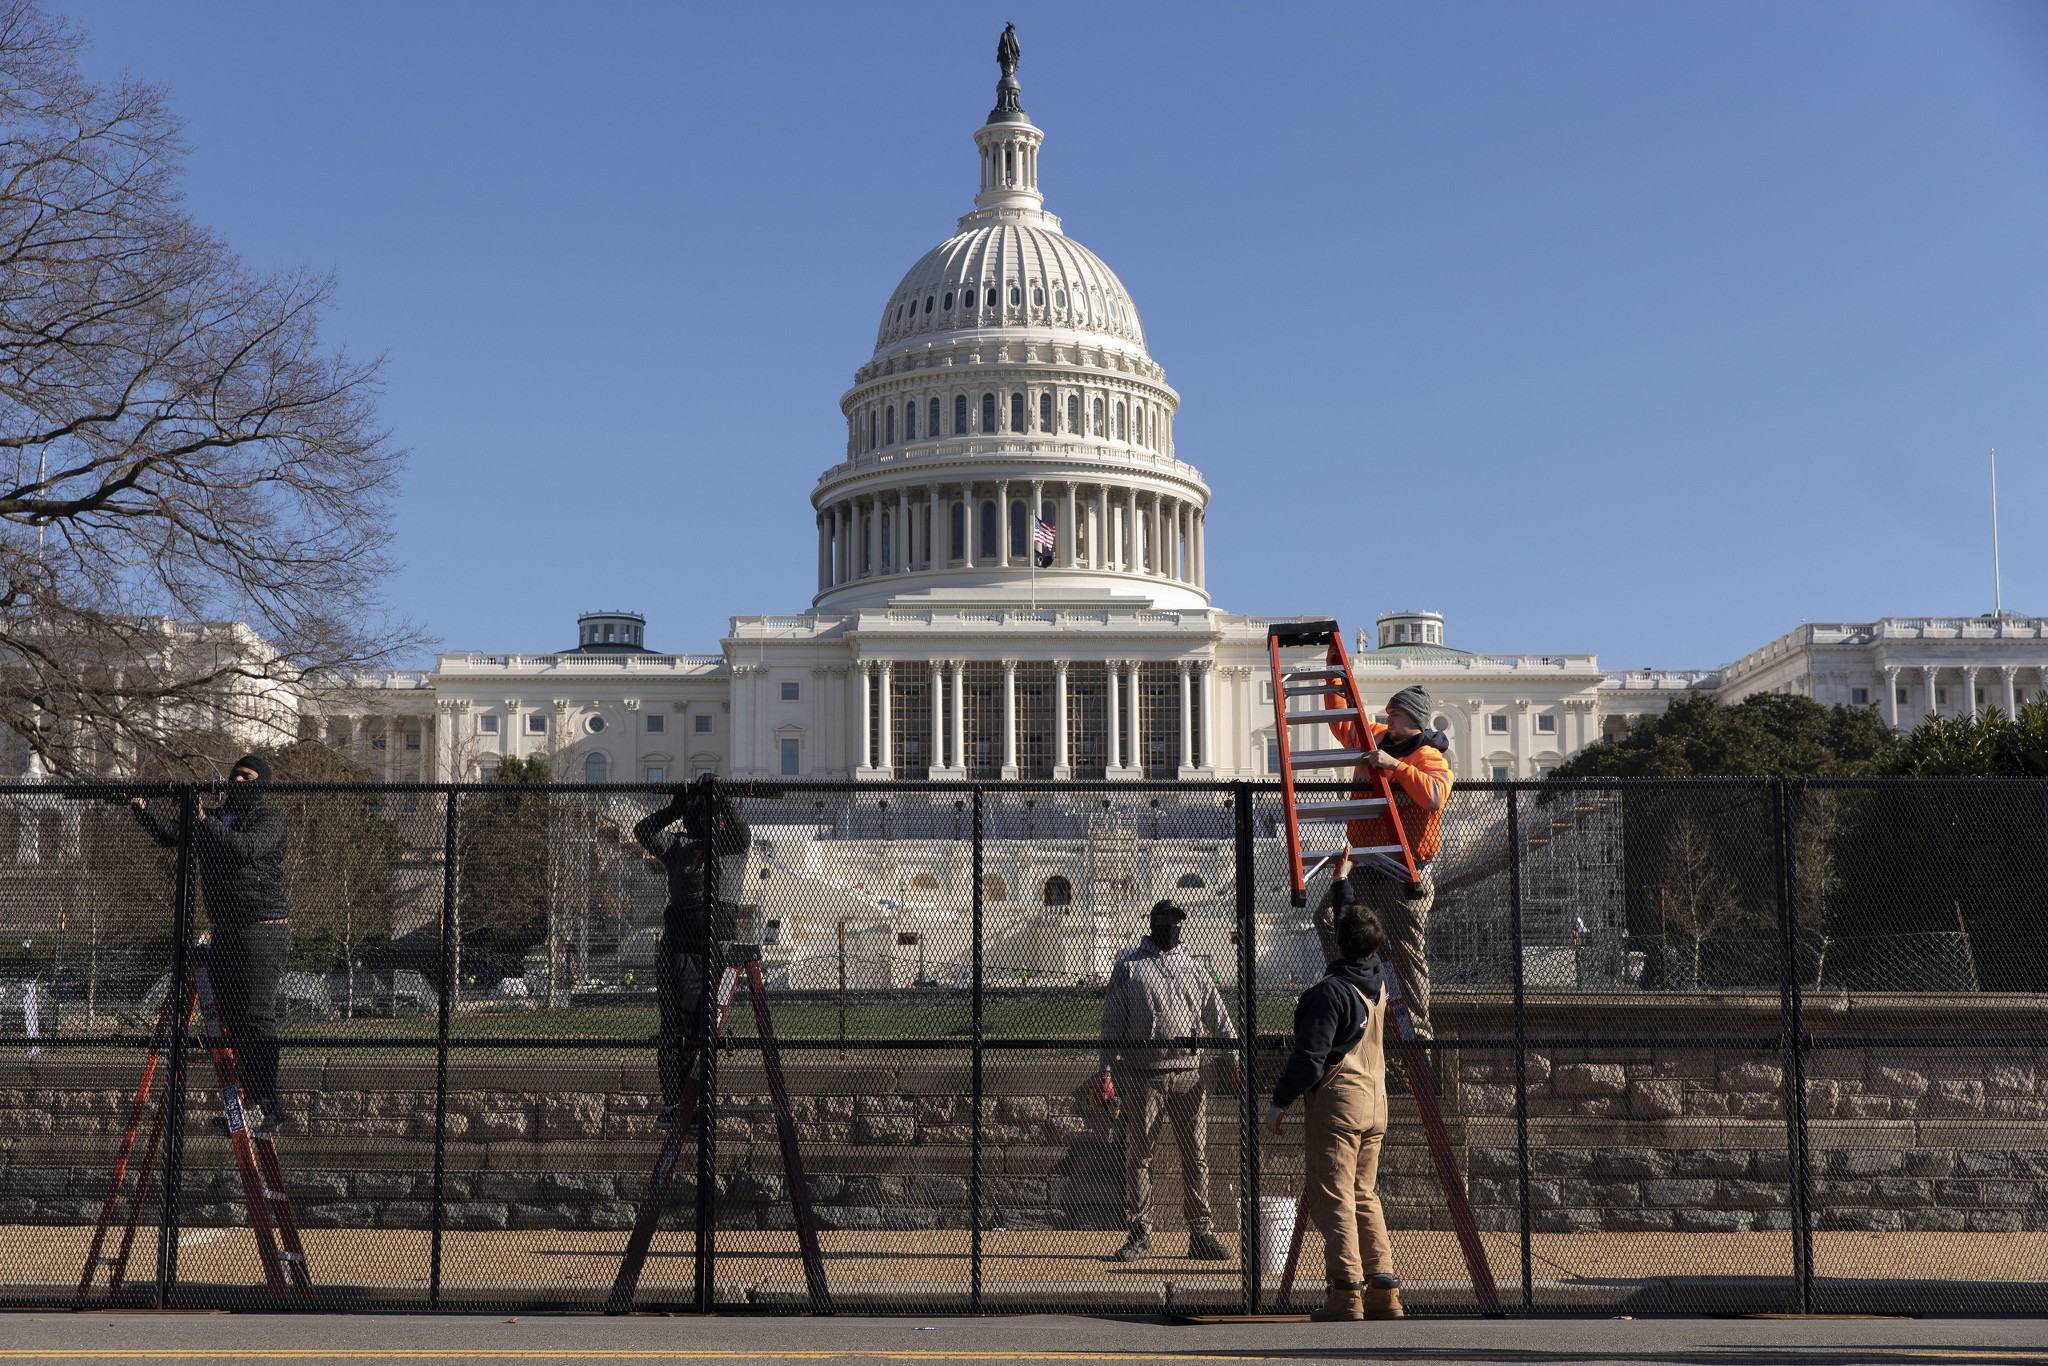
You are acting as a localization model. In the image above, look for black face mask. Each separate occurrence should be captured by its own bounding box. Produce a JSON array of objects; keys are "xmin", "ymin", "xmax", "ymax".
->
[
  {"xmin": 1150, "ymin": 920, "xmax": 1183, "ymax": 952},
  {"xmin": 223, "ymin": 779, "xmax": 261, "ymax": 811}
]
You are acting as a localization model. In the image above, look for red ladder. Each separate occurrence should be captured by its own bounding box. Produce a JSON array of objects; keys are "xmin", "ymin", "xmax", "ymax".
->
[
  {"xmin": 608, "ymin": 945, "xmax": 831, "ymax": 1314},
  {"xmin": 78, "ymin": 947, "xmax": 312, "ymax": 1303},
  {"xmin": 1265, "ymin": 620, "xmax": 1499, "ymax": 1309}
]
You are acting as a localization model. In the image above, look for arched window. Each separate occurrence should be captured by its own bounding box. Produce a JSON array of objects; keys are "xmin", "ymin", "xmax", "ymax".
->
[
  {"xmin": 953, "ymin": 394, "xmax": 968, "ymax": 434},
  {"xmin": 1010, "ymin": 392, "xmax": 1025, "ymax": 432},
  {"xmin": 903, "ymin": 403, "xmax": 915, "ymax": 441},
  {"xmin": 909, "ymin": 872, "xmax": 941, "ymax": 891},
  {"xmin": 1067, "ymin": 395, "xmax": 1079, "ymax": 431},
  {"xmin": 981, "ymin": 392, "xmax": 996, "ymax": 432},
  {"xmin": 979, "ymin": 500, "xmax": 998, "ymax": 558},
  {"xmin": 895, "ymin": 304, "xmax": 903, "ymax": 323},
  {"xmin": 1039, "ymin": 393, "xmax": 1053, "ymax": 430},
  {"xmin": 1054, "ymin": 287, "xmax": 1067, "ymax": 308},
  {"xmin": 1032, "ymin": 286, "xmax": 1044, "ymax": 306},
  {"xmin": 943, "ymin": 290, "xmax": 954, "ymax": 310},
  {"xmin": 980, "ymin": 873, "xmax": 1009, "ymax": 902},
  {"xmin": 1176, "ymin": 873, "xmax": 1206, "ymax": 889},
  {"xmin": 1042, "ymin": 875, "xmax": 1074, "ymax": 906},
  {"xmin": 885, "ymin": 406, "xmax": 895, "ymax": 445},
  {"xmin": 860, "ymin": 517, "xmax": 872, "ymax": 575},
  {"xmin": 1009, "ymin": 285, "xmax": 1022, "ymax": 306},
  {"xmin": 1116, "ymin": 401, "xmax": 1127, "ymax": 440},
  {"xmin": 584, "ymin": 753, "xmax": 609, "ymax": 783},
  {"xmin": 880, "ymin": 512, "xmax": 891, "ymax": 571},
  {"xmin": 1010, "ymin": 500, "xmax": 1028, "ymax": 558},
  {"xmin": 924, "ymin": 294, "xmax": 934, "ymax": 313},
  {"xmin": 1091, "ymin": 397, "xmax": 1104, "ymax": 434},
  {"xmin": 929, "ymin": 397, "xmax": 941, "ymax": 436},
  {"xmin": 867, "ymin": 411, "xmax": 876, "ymax": 449},
  {"xmin": 986, "ymin": 286, "xmax": 999, "ymax": 307},
  {"xmin": 950, "ymin": 501, "xmax": 966, "ymax": 559}
]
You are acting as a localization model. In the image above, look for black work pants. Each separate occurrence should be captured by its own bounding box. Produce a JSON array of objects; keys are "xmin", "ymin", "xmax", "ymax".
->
[
  {"xmin": 208, "ymin": 921, "xmax": 290, "ymax": 1112},
  {"xmin": 656, "ymin": 929, "xmax": 711, "ymax": 1110}
]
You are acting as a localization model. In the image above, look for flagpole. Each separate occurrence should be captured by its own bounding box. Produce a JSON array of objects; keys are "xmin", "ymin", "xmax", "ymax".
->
[{"xmin": 1991, "ymin": 447, "xmax": 2003, "ymax": 617}]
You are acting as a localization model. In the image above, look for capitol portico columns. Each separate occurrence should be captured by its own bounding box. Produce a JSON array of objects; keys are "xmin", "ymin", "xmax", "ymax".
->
[
  {"xmin": 1883, "ymin": 666, "xmax": 1902, "ymax": 728},
  {"xmin": 2001, "ymin": 665, "xmax": 2018, "ymax": 716},
  {"xmin": 1176, "ymin": 662, "xmax": 1195, "ymax": 778},
  {"xmin": 1964, "ymin": 665, "xmax": 1981, "ymax": 716},
  {"xmin": 878, "ymin": 660, "xmax": 895, "ymax": 772},
  {"xmin": 856, "ymin": 664, "xmax": 874, "ymax": 774},
  {"xmin": 1105, "ymin": 658, "xmax": 1123, "ymax": 778},
  {"xmin": 1001, "ymin": 659, "xmax": 1019, "ymax": 780},
  {"xmin": 1053, "ymin": 660, "xmax": 1072, "ymax": 779},
  {"xmin": 1921, "ymin": 665, "xmax": 1940, "ymax": 719}
]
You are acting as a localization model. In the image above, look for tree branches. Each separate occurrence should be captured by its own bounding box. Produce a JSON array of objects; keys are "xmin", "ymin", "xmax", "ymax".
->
[{"xmin": 0, "ymin": 1, "xmax": 419, "ymax": 775}]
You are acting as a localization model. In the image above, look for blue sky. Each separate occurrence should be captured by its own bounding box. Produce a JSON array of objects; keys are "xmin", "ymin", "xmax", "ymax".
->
[{"xmin": 55, "ymin": 1, "xmax": 2048, "ymax": 670}]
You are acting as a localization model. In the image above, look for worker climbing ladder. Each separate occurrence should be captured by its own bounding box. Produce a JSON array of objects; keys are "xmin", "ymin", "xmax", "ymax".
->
[
  {"xmin": 78, "ymin": 945, "xmax": 313, "ymax": 1304},
  {"xmin": 1264, "ymin": 620, "xmax": 1500, "ymax": 1309},
  {"xmin": 608, "ymin": 942, "xmax": 832, "ymax": 1314}
]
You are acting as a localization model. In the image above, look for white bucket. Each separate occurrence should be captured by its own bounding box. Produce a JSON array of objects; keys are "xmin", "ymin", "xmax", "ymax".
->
[{"xmin": 1257, "ymin": 1195, "xmax": 1297, "ymax": 1275}]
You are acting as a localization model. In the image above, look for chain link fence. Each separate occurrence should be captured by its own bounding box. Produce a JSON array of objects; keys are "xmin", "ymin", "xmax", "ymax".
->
[{"xmin": 1, "ymin": 778, "xmax": 2044, "ymax": 1315}]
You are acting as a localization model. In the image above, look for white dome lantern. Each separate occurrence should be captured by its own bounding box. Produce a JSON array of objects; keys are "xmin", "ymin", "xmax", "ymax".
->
[{"xmin": 811, "ymin": 27, "xmax": 1208, "ymax": 613}]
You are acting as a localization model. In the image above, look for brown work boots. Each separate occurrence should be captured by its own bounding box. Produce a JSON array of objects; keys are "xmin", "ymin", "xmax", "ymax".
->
[{"xmin": 1310, "ymin": 1274, "xmax": 1405, "ymax": 1322}]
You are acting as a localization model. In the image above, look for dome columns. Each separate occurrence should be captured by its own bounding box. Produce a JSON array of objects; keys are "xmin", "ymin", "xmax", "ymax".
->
[{"xmin": 813, "ymin": 477, "xmax": 1207, "ymax": 604}]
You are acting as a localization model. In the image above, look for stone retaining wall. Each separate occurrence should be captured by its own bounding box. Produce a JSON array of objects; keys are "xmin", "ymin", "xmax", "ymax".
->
[{"xmin": 3, "ymin": 992, "xmax": 2045, "ymax": 1235}]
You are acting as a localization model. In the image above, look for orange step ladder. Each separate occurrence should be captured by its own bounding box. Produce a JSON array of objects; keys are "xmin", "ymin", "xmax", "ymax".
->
[
  {"xmin": 1265, "ymin": 620, "xmax": 1500, "ymax": 1310},
  {"xmin": 79, "ymin": 946, "xmax": 312, "ymax": 1303}
]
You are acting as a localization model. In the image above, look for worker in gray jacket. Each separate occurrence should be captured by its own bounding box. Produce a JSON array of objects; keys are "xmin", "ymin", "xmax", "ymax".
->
[{"xmin": 1097, "ymin": 899, "xmax": 1238, "ymax": 1262}]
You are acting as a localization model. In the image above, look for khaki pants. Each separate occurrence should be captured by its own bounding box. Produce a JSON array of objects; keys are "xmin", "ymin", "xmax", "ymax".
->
[
  {"xmin": 1316, "ymin": 867, "xmax": 1434, "ymax": 1037},
  {"xmin": 1302, "ymin": 1108, "xmax": 1392, "ymax": 1284},
  {"xmin": 1115, "ymin": 1067, "xmax": 1212, "ymax": 1235}
]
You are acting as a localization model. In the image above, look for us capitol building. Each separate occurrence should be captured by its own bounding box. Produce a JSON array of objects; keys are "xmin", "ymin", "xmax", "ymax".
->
[{"xmin": 309, "ymin": 43, "xmax": 2048, "ymax": 794}]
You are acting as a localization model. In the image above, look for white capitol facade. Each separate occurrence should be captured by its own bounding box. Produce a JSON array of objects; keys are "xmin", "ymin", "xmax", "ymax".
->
[{"xmin": 307, "ymin": 48, "xmax": 2048, "ymax": 787}]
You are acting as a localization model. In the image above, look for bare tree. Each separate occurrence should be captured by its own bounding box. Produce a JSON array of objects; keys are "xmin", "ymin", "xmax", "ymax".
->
[
  {"xmin": 0, "ymin": 1, "xmax": 417, "ymax": 776},
  {"xmin": 1651, "ymin": 815, "xmax": 1764, "ymax": 988}
]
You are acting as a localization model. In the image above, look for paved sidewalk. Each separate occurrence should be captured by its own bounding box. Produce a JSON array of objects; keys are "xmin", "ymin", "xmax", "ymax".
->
[{"xmin": 1, "ymin": 1311, "xmax": 2047, "ymax": 1365}]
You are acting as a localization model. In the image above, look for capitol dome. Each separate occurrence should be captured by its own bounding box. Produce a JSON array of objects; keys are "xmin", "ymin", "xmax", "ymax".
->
[
  {"xmin": 811, "ymin": 32, "xmax": 1207, "ymax": 613},
  {"xmin": 875, "ymin": 225, "xmax": 1148, "ymax": 358}
]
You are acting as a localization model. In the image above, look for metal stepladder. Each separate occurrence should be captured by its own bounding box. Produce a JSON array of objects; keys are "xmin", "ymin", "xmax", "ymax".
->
[
  {"xmin": 1265, "ymin": 620, "xmax": 1500, "ymax": 1309},
  {"xmin": 78, "ymin": 944, "xmax": 312, "ymax": 1304},
  {"xmin": 608, "ymin": 942, "xmax": 832, "ymax": 1314}
]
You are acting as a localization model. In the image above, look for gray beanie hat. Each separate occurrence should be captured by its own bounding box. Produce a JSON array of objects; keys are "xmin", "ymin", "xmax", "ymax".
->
[{"xmin": 1387, "ymin": 686, "xmax": 1432, "ymax": 726}]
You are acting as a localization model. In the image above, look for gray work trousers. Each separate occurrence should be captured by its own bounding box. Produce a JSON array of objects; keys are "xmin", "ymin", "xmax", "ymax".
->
[
  {"xmin": 1316, "ymin": 866, "xmax": 1434, "ymax": 1037},
  {"xmin": 1114, "ymin": 1066, "xmax": 1213, "ymax": 1235}
]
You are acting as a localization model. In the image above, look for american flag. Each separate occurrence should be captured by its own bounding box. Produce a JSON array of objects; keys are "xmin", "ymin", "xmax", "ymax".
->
[{"xmin": 1032, "ymin": 518, "xmax": 1056, "ymax": 551}]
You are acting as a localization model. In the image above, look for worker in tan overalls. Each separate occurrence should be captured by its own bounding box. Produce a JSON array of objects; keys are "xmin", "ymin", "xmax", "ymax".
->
[{"xmin": 1263, "ymin": 853, "xmax": 1403, "ymax": 1321}]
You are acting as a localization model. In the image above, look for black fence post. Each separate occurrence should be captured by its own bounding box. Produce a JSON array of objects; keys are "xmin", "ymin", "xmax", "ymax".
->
[
  {"xmin": 1233, "ymin": 783, "xmax": 1259, "ymax": 1313},
  {"xmin": 694, "ymin": 867, "xmax": 719, "ymax": 1314},
  {"xmin": 153, "ymin": 783, "xmax": 196, "ymax": 1310},
  {"xmin": 1507, "ymin": 787, "xmax": 1532, "ymax": 1311},
  {"xmin": 969, "ymin": 786, "xmax": 985, "ymax": 1316},
  {"xmin": 1775, "ymin": 778, "xmax": 1816, "ymax": 1312},
  {"xmin": 430, "ymin": 788, "xmax": 457, "ymax": 1309}
]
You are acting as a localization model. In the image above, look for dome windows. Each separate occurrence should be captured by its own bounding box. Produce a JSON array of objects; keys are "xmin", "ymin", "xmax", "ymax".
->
[
  {"xmin": 978, "ymin": 501, "xmax": 998, "ymax": 558},
  {"xmin": 1054, "ymin": 287, "xmax": 1067, "ymax": 308},
  {"xmin": 1039, "ymin": 393, "xmax": 1052, "ymax": 431},
  {"xmin": 902, "ymin": 403, "xmax": 914, "ymax": 441},
  {"xmin": 1091, "ymin": 397, "xmax": 1104, "ymax": 435},
  {"xmin": 885, "ymin": 406, "xmax": 895, "ymax": 445},
  {"xmin": 986, "ymin": 286, "xmax": 999, "ymax": 308},
  {"xmin": 1067, "ymin": 395, "xmax": 1080, "ymax": 432},
  {"xmin": 950, "ymin": 501, "xmax": 966, "ymax": 559},
  {"xmin": 1009, "ymin": 285, "xmax": 1022, "ymax": 307},
  {"xmin": 1115, "ymin": 401, "xmax": 1127, "ymax": 441},
  {"xmin": 928, "ymin": 397, "xmax": 941, "ymax": 437},
  {"xmin": 981, "ymin": 392, "xmax": 996, "ymax": 432},
  {"xmin": 1010, "ymin": 392, "xmax": 1025, "ymax": 432},
  {"xmin": 954, "ymin": 394, "xmax": 968, "ymax": 434},
  {"xmin": 924, "ymin": 295, "xmax": 934, "ymax": 313},
  {"xmin": 942, "ymin": 290, "xmax": 954, "ymax": 310},
  {"xmin": 1032, "ymin": 286, "xmax": 1045, "ymax": 307}
]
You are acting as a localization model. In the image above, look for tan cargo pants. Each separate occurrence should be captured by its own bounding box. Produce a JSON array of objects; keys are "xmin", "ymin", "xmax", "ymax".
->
[
  {"xmin": 1302, "ymin": 980, "xmax": 1393, "ymax": 1283},
  {"xmin": 1114, "ymin": 1066, "xmax": 1214, "ymax": 1235}
]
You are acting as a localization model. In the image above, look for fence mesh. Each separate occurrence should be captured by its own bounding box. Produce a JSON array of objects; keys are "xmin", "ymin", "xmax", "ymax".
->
[{"xmin": 1, "ymin": 778, "xmax": 2045, "ymax": 1314}]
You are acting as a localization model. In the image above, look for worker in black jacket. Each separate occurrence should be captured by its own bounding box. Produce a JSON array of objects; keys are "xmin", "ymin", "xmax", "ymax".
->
[
  {"xmin": 130, "ymin": 755, "xmax": 291, "ymax": 1132},
  {"xmin": 1263, "ymin": 854, "xmax": 1404, "ymax": 1322},
  {"xmin": 634, "ymin": 775, "xmax": 749, "ymax": 1131}
]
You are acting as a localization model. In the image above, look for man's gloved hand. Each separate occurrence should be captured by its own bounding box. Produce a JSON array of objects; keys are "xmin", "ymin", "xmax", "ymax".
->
[
  {"xmin": 1228, "ymin": 1064, "xmax": 1244, "ymax": 1096},
  {"xmin": 1091, "ymin": 1069, "xmax": 1121, "ymax": 1119},
  {"xmin": 1261, "ymin": 1101, "xmax": 1285, "ymax": 1134}
]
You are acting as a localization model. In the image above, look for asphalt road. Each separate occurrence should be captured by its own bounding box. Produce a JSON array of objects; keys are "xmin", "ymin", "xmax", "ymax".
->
[{"xmin": 1, "ymin": 1312, "xmax": 2046, "ymax": 1366}]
